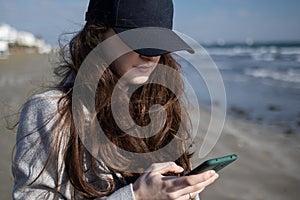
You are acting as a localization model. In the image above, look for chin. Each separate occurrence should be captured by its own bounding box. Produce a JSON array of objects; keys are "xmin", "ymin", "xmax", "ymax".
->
[{"xmin": 129, "ymin": 76, "xmax": 150, "ymax": 85}]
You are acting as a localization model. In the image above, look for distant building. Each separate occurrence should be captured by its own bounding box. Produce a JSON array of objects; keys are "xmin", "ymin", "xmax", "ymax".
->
[
  {"xmin": 0, "ymin": 23, "xmax": 52, "ymax": 57},
  {"xmin": 35, "ymin": 38, "xmax": 52, "ymax": 54},
  {"xmin": 17, "ymin": 31, "xmax": 36, "ymax": 47},
  {"xmin": 0, "ymin": 24, "xmax": 17, "ymax": 57},
  {"xmin": 0, "ymin": 41, "xmax": 9, "ymax": 58},
  {"xmin": 0, "ymin": 23, "xmax": 18, "ymax": 43}
]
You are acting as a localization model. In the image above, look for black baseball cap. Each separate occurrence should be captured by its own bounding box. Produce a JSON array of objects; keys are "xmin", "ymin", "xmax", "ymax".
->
[{"xmin": 85, "ymin": 0, "xmax": 194, "ymax": 57}]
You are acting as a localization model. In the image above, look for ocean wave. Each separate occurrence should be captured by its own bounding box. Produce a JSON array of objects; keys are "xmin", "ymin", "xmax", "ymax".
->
[
  {"xmin": 245, "ymin": 68, "xmax": 300, "ymax": 83},
  {"xmin": 280, "ymin": 47, "xmax": 300, "ymax": 55},
  {"xmin": 206, "ymin": 45, "xmax": 300, "ymax": 62},
  {"xmin": 206, "ymin": 47, "xmax": 253, "ymax": 56}
]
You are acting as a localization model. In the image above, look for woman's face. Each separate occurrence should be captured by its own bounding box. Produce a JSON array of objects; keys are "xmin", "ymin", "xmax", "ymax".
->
[{"xmin": 103, "ymin": 29, "xmax": 161, "ymax": 85}]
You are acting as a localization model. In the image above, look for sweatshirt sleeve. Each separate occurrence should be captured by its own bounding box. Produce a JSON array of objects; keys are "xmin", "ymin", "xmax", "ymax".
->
[
  {"xmin": 12, "ymin": 91, "xmax": 136, "ymax": 200},
  {"xmin": 12, "ymin": 92, "xmax": 63, "ymax": 199}
]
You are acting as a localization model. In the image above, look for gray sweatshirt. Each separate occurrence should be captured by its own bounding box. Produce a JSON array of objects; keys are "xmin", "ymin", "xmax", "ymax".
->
[{"xmin": 12, "ymin": 90, "xmax": 135, "ymax": 200}]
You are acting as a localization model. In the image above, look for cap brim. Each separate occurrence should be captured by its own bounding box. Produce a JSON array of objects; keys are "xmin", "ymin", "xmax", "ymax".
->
[{"xmin": 113, "ymin": 27, "xmax": 194, "ymax": 57}]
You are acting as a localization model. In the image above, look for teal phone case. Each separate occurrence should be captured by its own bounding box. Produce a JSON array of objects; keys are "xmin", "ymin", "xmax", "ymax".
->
[{"xmin": 186, "ymin": 154, "xmax": 237, "ymax": 176}]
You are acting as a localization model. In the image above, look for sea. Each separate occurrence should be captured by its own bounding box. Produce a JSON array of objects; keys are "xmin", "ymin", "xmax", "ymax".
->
[{"xmin": 178, "ymin": 41, "xmax": 300, "ymax": 134}]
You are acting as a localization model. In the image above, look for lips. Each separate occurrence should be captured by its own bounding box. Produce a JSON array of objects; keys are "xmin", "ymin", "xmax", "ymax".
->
[{"xmin": 135, "ymin": 65, "xmax": 153, "ymax": 73}]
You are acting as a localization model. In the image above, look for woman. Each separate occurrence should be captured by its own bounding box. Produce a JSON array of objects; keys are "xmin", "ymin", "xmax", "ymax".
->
[{"xmin": 12, "ymin": 0, "xmax": 219, "ymax": 199}]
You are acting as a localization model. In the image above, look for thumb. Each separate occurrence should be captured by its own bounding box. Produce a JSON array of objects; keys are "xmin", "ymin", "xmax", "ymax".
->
[{"xmin": 157, "ymin": 162, "xmax": 184, "ymax": 175}]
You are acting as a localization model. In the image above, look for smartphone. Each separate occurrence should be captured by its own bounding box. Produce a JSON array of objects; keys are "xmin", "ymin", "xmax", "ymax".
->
[{"xmin": 186, "ymin": 154, "xmax": 237, "ymax": 176}]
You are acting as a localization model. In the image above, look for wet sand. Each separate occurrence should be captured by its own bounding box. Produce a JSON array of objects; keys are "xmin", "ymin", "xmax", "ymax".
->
[{"xmin": 0, "ymin": 54, "xmax": 300, "ymax": 199}]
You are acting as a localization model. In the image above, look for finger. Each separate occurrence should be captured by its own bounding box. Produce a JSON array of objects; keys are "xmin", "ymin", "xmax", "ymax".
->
[
  {"xmin": 148, "ymin": 162, "xmax": 184, "ymax": 175},
  {"xmin": 174, "ymin": 192, "xmax": 195, "ymax": 200},
  {"xmin": 188, "ymin": 173, "xmax": 219, "ymax": 195},
  {"xmin": 191, "ymin": 170, "xmax": 217, "ymax": 182},
  {"xmin": 167, "ymin": 172, "xmax": 219, "ymax": 197},
  {"xmin": 200, "ymin": 173, "xmax": 219, "ymax": 187},
  {"xmin": 159, "ymin": 170, "xmax": 216, "ymax": 195},
  {"xmin": 195, "ymin": 186, "xmax": 205, "ymax": 194},
  {"xmin": 185, "ymin": 185, "xmax": 207, "ymax": 199},
  {"xmin": 182, "ymin": 175, "xmax": 216, "ymax": 200},
  {"xmin": 169, "ymin": 170, "xmax": 216, "ymax": 190}
]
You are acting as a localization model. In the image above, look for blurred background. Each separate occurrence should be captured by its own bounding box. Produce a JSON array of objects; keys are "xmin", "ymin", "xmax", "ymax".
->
[{"xmin": 1, "ymin": 0, "xmax": 300, "ymax": 199}]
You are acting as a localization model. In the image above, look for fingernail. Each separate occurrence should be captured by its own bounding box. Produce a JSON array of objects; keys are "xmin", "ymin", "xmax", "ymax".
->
[
  {"xmin": 178, "ymin": 166, "xmax": 184, "ymax": 172},
  {"xmin": 209, "ymin": 170, "xmax": 216, "ymax": 175},
  {"xmin": 171, "ymin": 162, "xmax": 184, "ymax": 172}
]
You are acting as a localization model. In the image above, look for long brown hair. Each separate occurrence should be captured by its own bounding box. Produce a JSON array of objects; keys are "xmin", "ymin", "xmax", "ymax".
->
[{"xmin": 26, "ymin": 22, "xmax": 193, "ymax": 199}]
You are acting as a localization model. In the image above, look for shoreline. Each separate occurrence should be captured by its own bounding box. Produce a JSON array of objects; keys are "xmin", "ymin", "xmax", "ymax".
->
[{"xmin": 227, "ymin": 107, "xmax": 300, "ymax": 136}]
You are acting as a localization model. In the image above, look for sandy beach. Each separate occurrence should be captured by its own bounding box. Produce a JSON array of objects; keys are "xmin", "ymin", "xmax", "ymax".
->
[
  {"xmin": 0, "ymin": 54, "xmax": 54, "ymax": 200},
  {"xmin": 0, "ymin": 54, "xmax": 299, "ymax": 200},
  {"xmin": 193, "ymin": 109, "xmax": 300, "ymax": 200}
]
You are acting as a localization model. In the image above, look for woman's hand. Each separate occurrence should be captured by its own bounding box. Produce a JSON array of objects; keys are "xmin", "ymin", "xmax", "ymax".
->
[{"xmin": 133, "ymin": 162, "xmax": 219, "ymax": 200}]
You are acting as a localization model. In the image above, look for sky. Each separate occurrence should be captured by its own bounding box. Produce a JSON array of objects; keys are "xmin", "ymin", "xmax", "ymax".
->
[{"xmin": 1, "ymin": 0, "xmax": 300, "ymax": 46}]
